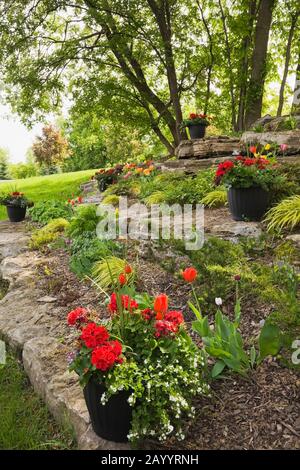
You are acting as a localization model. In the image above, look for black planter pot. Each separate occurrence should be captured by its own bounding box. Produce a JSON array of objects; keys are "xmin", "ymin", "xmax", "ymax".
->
[
  {"xmin": 6, "ymin": 205, "xmax": 27, "ymax": 223},
  {"xmin": 83, "ymin": 379, "xmax": 132, "ymax": 442},
  {"xmin": 227, "ymin": 187, "xmax": 270, "ymax": 221},
  {"xmin": 188, "ymin": 124, "xmax": 206, "ymax": 139}
]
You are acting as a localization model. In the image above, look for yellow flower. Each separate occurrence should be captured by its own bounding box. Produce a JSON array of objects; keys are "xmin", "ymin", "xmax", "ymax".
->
[
  {"xmin": 143, "ymin": 169, "xmax": 151, "ymax": 176},
  {"xmin": 265, "ymin": 143, "xmax": 271, "ymax": 150}
]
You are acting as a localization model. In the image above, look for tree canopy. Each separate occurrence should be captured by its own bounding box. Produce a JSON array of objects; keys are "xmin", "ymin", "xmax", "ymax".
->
[{"xmin": 0, "ymin": 1, "xmax": 299, "ymax": 155}]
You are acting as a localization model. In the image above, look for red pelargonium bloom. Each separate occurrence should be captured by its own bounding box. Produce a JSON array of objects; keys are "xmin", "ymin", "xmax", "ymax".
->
[
  {"xmin": 12, "ymin": 191, "xmax": 22, "ymax": 196},
  {"xmin": 108, "ymin": 293, "xmax": 138, "ymax": 313},
  {"xmin": 189, "ymin": 113, "xmax": 197, "ymax": 119},
  {"xmin": 153, "ymin": 294, "xmax": 168, "ymax": 320},
  {"xmin": 119, "ymin": 273, "xmax": 126, "ymax": 286},
  {"xmin": 154, "ymin": 320, "xmax": 178, "ymax": 338},
  {"xmin": 182, "ymin": 267, "xmax": 198, "ymax": 283},
  {"xmin": 67, "ymin": 307, "xmax": 88, "ymax": 326},
  {"xmin": 80, "ymin": 322, "xmax": 109, "ymax": 349},
  {"xmin": 141, "ymin": 308, "xmax": 155, "ymax": 321},
  {"xmin": 165, "ymin": 310, "xmax": 184, "ymax": 326},
  {"xmin": 249, "ymin": 146, "xmax": 257, "ymax": 154},
  {"xmin": 91, "ymin": 340, "xmax": 123, "ymax": 371},
  {"xmin": 243, "ymin": 158, "xmax": 256, "ymax": 166},
  {"xmin": 124, "ymin": 264, "xmax": 132, "ymax": 274},
  {"xmin": 235, "ymin": 155, "xmax": 245, "ymax": 162}
]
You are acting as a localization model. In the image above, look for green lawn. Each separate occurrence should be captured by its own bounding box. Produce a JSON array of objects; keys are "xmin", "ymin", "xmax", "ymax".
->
[
  {"xmin": 0, "ymin": 169, "xmax": 97, "ymax": 221},
  {"xmin": 0, "ymin": 355, "xmax": 75, "ymax": 450}
]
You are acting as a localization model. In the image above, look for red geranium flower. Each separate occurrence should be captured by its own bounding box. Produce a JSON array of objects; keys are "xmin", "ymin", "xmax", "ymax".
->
[
  {"xmin": 153, "ymin": 294, "xmax": 168, "ymax": 320},
  {"xmin": 141, "ymin": 308, "xmax": 155, "ymax": 321},
  {"xmin": 165, "ymin": 310, "xmax": 184, "ymax": 326},
  {"xmin": 67, "ymin": 307, "xmax": 88, "ymax": 326},
  {"xmin": 154, "ymin": 320, "xmax": 178, "ymax": 338},
  {"xmin": 81, "ymin": 323, "xmax": 109, "ymax": 349},
  {"xmin": 243, "ymin": 158, "xmax": 256, "ymax": 166},
  {"xmin": 189, "ymin": 113, "xmax": 197, "ymax": 119},
  {"xmin": 91, "ymin": 340, "xmax": 123, "ymax": 371},
  {"xmin": 182, "ymin": 267, "xmax": 198, "ymax": 283}
]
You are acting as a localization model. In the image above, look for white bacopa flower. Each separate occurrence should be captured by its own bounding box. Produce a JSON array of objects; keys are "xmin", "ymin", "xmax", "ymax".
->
[{"xmin": 215, "ymin": 297, "xmax": 222, "ymax": 306}]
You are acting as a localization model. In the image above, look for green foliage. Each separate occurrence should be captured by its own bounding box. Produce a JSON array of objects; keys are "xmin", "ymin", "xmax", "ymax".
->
[
  {"xmin": 9, "ymin": 163, "xmax": 38, "ymax": 179},
  {"xmin": 69, "ymin": 236, "xmax": 121, "ymax": 279},
  {"xmin": 92, "ymin": 257, "xmax": 135, "ymax": 290},
  {"xmin": 101, "ymin": 194, "xmax": 120, "ymax": 206},
  {"xmin": 201, "ymin": 189, "xmax": 227, "ymax": 207},
  {"xmin": 144, "ymin": 191, "xmax": 166, "ymax": 206},
  {"xmin": 29, "ymin": 200, "xmax": 72, "ymax": 225},
  {"xmin": 30, "ymin": 218, "xmax": 69, "ymax": 249},
  {"xmin": 0, "ymin": 148, "xmax": 10, "ymax": 180},
  {"xmin": 62, "ymin": 111, "xmax": 107, "ymax": 172},
  {"xmin": 0, "ymin": 355, "xmax": 75, "ymax": 449},
  {"xmin": 191, "ymin": 302, "xmax": 251, "ymax": 377},
  {"xmin": 258, "ymin": 323, "xmax": 282, "ymax": 362},
  {"xmin": 67, "ymin": 204, "xmax": 100, "ymax": 238},
  {"xmin": 265, "ymin": 195, "xmax": 300, "ymax": 232}
]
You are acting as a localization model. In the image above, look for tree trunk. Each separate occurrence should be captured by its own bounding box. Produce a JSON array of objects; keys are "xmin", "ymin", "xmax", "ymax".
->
[
  {"xmin": 147, "ymin": 0, "xmax": 186, "ymax": 143},
  {"xmin": 245, "ymin": 0, "xmax": 276, "ymax": 129},
  {"xmin": 277, "ymin": 13, "xmax": 298, "ymax": 117},
  {"xmin": 236, "ymin": 0, "xmax": 257, "ymax": 131},
  {"xmin": 291, "ymin": 53, "xmax": 300, "ymax": 114}
]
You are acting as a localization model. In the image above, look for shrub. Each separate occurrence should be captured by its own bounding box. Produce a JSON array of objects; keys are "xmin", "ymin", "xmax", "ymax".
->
[
  {"xmin": 101, "ymin": 194, "xmax": 120, "ymax": 206},
  {"xmin": 30, "ymin": 218, "xmax": 69, "ymax": 249},
  {"xmin": 264, "ymin": 195, "xmax": 300, "ymax": 232},
  {"xmin": 29, "ymin": 200, "xmax": 72, "ymax": 225},
  {"xmin": 201, "ymin": 189, "xmax": 227, "ymax": 207},
  {"xmin": 67, "ymin": 205, "xmax": 100, "ymax": 238}
]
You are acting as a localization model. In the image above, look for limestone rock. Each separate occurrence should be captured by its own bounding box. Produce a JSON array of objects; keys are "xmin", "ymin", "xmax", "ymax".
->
[
  {"xmin": 286, "ymin": 234, "xmax": 300, "ymax": 249},
  {"xmin": 250, "ymin": 114, "xmax": 300, "ymax": 132},
  {"xmin": 241, "ymin": 130, "xmax": 300, "ymax": 155},
  {"xmin": 176, "ymin": 136, "xmax": 240, "ymax": 160},
  {"xmin": 209, "ymin": 221, "xmax": 262, "ymax": 241}
]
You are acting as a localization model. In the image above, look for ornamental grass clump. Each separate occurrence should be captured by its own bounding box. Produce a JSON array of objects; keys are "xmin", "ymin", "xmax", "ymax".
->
[{"xmin": 67, "ymin": 264, "xmax": 209, "ymax": 444}]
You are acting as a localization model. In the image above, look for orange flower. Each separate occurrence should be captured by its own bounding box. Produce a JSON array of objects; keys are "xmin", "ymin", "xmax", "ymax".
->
[
  {"xmin": 143, "ymin": 169, "xmax": 151, "ymax": 176},
  {"xmin": 136, "ymin": 168, "xmax": 143, "ymax": 174},
  {"xmin": 153, "ymin": 294, "xmax": 168, "ymax": 319},
  {"xmin": 182, "ymin": 267, "xmax": 198, "ymax": 283}
]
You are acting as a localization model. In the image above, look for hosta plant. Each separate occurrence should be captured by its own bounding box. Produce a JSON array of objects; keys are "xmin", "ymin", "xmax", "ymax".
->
[{"xmin": 67, "ymin": 266, "xmax": 209, "ymax": 444}]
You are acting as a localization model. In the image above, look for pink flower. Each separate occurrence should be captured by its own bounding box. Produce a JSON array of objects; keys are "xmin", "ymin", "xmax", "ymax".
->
[{"xmin": 280, "ymin": 144, "xmax": 288, "ymax": 152}]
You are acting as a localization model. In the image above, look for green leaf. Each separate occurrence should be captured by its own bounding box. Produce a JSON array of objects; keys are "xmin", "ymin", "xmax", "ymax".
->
[
  {"xmin": 258, "ymin": 323, "xmax": 281, "ymax": 361},
  {"xmin": 211, "ymin": 360, "xmax": 226, "ymax": 378},
  {"xmin": 250, "ymin": 345, "xmax": 256, "ymax": 368},
  {"xmin": 188, "ymin": 301, "xmax": 202, "ymax": 321}
]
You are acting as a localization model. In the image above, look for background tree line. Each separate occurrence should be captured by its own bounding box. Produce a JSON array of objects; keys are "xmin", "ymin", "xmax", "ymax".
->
[{"xmin": 0, "ymin": 0, "xmax": 299, "ymax": 159}]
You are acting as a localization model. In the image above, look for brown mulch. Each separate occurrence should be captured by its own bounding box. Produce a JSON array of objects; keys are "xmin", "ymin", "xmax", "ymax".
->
[{"xmin": 33, "ymin": 241, "xmax": 300, "ymax": 450}]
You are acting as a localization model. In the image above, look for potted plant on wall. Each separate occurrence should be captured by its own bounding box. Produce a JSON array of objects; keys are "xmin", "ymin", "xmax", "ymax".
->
[
  {"xmin": 0, "ymin": 191, "xmax": 34, "ymax": 222},
  {"xmin": 66, "ymin": 265, "xmax": 209, "ymax": 444},
  {"xmin": 93, "ymin": 164, "xmax": 124, "ymax": 192},
  {"xmin": 214, "ymin": 147, "xmax": 286, "ymax": 221},
  {"xmin": 181, "ymin": 113, "xmax": 212, "ymax": 139}
]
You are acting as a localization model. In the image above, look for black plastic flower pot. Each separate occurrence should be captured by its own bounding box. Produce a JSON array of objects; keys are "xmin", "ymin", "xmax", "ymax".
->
[
  {"xmin": 227, "ymin": 187, "xmax": 270, "ymax": 221},
  {"xmin": 6, "ymin": 205, "xmax": 27, "ymax": 223},
  {"xmin": 83, "ymin": 379, "xmax": 132, "ymax": 442},
  {"xmin": 188, "ymin": 124, "xmax": 206, "ymax": 139}
]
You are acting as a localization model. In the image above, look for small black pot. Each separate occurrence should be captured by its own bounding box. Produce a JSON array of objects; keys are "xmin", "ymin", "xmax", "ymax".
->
[
  {"xmin": 227, "ymin": 187, "xmax": 270, "ymax": 221},
  {"xmin": 83, "ymin": 379, "xmax": 132, "ymax": 442},
  {"xmin": 6, "ymin": 205, "xmax": 27, "ymax": 223},
  {"xmin": 188, "ymin": 124, "xmax": 206, "ymax": 139}
]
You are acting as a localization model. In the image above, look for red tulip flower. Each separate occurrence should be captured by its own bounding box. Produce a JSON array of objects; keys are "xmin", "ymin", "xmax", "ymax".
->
[
  {"xmin": 249, "ymin": 146, "xmax": 257, "ymax": 154},
  {"xmin": 182, "ymin": 267, "xmax": 198, "ymax": 283},
  {"xmin": 119, "ymin": 273, "xmax": 127, "ymax": 286},
  {"xmin": 124, "ymin": 264, "xmax": 132, "ymax": 274},
  {"xmin": 154, "ymin": 294, "xmax": 168, "ymax": 320}
]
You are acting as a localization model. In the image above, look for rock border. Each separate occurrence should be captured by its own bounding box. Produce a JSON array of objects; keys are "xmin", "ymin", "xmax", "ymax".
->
[{"xmin": 0, "ymin": 220, "xmax": 130, "ymax": 450}]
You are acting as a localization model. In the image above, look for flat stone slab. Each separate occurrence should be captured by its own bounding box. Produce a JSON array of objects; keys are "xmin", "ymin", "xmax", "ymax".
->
[
  {"xmin": 241, "ymin": 130, "xmax": 300, "ymax": 155},
  {"xmin": 0, "ymin": 220, "xmax": 129, "ymax": 450},
  {"xmin": 208, "ymin": 221, "xmax": 262, "ymax": 241},
  {"xmin": 176, "ymin": 135, "xmax": 240, "ymax": 160}
]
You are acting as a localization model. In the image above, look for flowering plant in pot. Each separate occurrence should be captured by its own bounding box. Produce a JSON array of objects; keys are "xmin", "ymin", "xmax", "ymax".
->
[
  {"xmin": 215, "ymin": 148, "xmax": 286, "ymax": 221},
  {"xmin": 93, "ymin": 164, "xmax": 124, "ymax": 192},
  {"xmin": 67, "ymin": 264, "xmax": 209, "ymax": 444},
  {"xmin": 180, "ymin": 113, "xmax": 212, "ymax": 139},
  {"xmin": 0, "ymin": 191, "xmax": 34, "ymax": 222}
]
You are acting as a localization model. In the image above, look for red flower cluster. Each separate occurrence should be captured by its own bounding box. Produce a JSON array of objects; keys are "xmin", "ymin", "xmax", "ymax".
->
[
  {"xmin": 215, "ymin": 156, "xmax": 271, "ymax": 185},
  {"xmin": 67, "ymin": 196, "xmax": 83, "ymax": 206},
  {"xmin": 189, "ymin": 112, "xmax": 208, "ymax": 119},
  {"xmin": 154, "ymin": 320, "xmax": 179, "ymax": 338},
  {"xmin": 81, "ymin": 322, "xmax": 109, "ymax": 348},
  {"xmin": 91, "ymin": 340, "xmax": 123, "ymax": 371},
  {"xmin": 67, "ymin": 307, "xmax": 88, "ymax": 326},
  {"xmin": 108, "ymin": 292, "xmax": 138, "ymax": 313},
  {"xmin": 165, "ymin": 310, "xmax": 184, "ymax": 326},
  {"xmin": 141, "ymin": 308, "xmax": 155, "ymax": 321},
  {"xmin": 117, "ymin": 264, "xmax": 133, "ymax": 286},
  {"xmin": 11, "ymin": 191, "xmax": 24, "ymax": 197}
]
